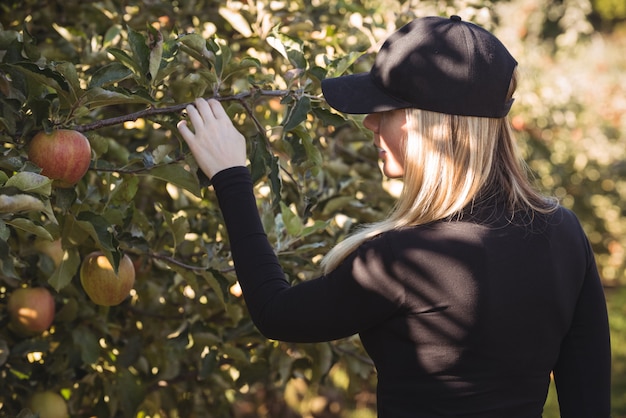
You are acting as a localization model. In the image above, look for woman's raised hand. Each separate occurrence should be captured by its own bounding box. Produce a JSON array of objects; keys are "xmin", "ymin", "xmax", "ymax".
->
[{"xmin": 177, "ymin": 98, "xmax": 247, "ymax": 179}]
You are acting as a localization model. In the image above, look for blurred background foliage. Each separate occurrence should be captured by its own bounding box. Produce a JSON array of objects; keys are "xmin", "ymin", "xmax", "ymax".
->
[{"xmin": 0, "ymin": 0, "xmax": 624, "ymax": 417}]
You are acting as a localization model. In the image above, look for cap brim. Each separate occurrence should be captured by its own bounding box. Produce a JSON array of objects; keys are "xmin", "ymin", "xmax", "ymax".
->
[{"xmin": 321, "ymin": 72, "xmax": 413, "ymax": 115}]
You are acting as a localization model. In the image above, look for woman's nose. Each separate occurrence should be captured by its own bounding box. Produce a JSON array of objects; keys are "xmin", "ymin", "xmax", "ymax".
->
[{"xmin": 363, "ymin": 114, "xmax": 378, "ymax": 133}]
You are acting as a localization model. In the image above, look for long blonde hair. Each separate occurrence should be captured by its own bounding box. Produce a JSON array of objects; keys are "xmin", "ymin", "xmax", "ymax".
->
[{"xmin": 320, "ymin": 70, "xmax": 556, "ymax": 273}]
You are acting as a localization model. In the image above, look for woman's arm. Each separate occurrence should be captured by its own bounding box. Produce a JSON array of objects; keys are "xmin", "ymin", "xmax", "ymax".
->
[
  {"xmin": 552, "ymin": 239, "xmax": 611, "ymax": 417},
  {"xmin": 179, "ymin": 100, "xmax": 404, "ymax": 342}
]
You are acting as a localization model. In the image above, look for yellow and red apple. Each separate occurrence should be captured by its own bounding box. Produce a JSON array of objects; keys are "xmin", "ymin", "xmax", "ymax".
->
[
  {"xmin": 28, "ymin": 129, "xmax": 91, "ymax": 187},
  {"xmin": 28, "ymin": 390, "xmax": 69, "ymax": 418},
  {"xmin": 80, "ymin": 251, "xmax": 135, "ymax": 306},
  {"xmin": 8, "ymin": 287, "xmax": 56, "ymax": 335}
]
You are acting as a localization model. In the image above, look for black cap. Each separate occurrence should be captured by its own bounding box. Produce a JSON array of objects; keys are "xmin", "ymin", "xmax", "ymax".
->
[{"xmin": 321, "ymin": 16, "xmax": 517, "ymax": 118}]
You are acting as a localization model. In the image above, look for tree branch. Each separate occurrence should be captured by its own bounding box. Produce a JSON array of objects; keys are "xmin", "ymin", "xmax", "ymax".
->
[
  {"xmin": 147, "ymin": 251, "xmax": 236, "ymax": 274},
  {"xmin": 72, "ymin": 89, "xmax": 297, "ymax": 133}
]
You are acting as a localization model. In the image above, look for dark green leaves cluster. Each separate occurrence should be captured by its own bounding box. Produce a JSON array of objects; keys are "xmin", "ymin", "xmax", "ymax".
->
[{"xmin": 0, "ymin": 0, "xmax": 388, "ymax": 416}]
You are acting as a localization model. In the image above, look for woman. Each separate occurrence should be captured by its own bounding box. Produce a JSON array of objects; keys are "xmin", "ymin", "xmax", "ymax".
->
[{"xmin": 178, "ymin": 15, "xmax": 611, "ymax": 418}]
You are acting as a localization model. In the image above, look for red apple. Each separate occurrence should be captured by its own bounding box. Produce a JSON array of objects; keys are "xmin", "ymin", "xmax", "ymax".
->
[
  {"xmin": 28, "ymin": 390, "xmax": 69, "ymax": 418},
  {"xmin": 28, "ymin": 129, "xmax": 91, "ymax": 187},
  {"xmin": 8, "ymin": 287, "xmax": 56, "ymax": 335},
  {"xmin": 80, "ymin": 251, "xmax": 135, "ymax": 306}
]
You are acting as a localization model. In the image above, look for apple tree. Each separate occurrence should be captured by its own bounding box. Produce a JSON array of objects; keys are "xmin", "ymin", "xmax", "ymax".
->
[
  {"xmin": 0, "ymin": 0, "xmax": 401, "ymax": 416},
  {"xmin": 1, "ymin": 0, "xmax": 624, "ymax": 417}
]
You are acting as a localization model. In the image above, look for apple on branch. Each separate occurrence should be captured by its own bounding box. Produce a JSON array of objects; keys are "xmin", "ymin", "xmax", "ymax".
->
[
  {"xmin": 7, "ymin": 287, "xmax": 56, "ymax": 336},
  {"xmin": 80, "ymin": 252, "xmax": 136, "ymax": 306},
  {"xmin": 28, "ymin": 129, "xmax": 92, "ymax": 188},
  {"xmin": 27, "ymin": 390, "xmax": 69, "ymax": 418}
]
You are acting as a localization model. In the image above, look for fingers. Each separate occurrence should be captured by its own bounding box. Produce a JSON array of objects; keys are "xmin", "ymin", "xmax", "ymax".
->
[
  {"xmin": 176, "ymin": 120, "xmax": 193, "ymax": 142},
  {"xmin": 178, "ymin": 97, "xmax": 247, "ymax": 178},
  {"xmin": 176, "ymin": 119, "xmax": 187, "ymax": 135},
  {"xmin": 207, "ymin": 99, "xmax": 228, "ymax": 119},
  {"xmin": 185, "ymin": 103, "xmax": 204, "ymax": 130},
  {"xmin": 191, "ymin": 98, "xmax": 226, "ymax": 121},
  {"xmin": 193, "ymin": 98, "xmax": 212, "ymax": 120}
]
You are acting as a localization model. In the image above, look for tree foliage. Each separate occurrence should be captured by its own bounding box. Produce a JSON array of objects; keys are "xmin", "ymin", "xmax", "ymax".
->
[{"xmin": 0, "ymin": 0, "xmax": 624, "ymax": 417}]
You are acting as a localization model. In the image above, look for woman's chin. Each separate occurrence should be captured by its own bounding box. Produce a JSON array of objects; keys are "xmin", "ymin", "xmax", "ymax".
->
[{"xmin": 382, "ymin": 165, "xmax": 405, "ymax": 179}]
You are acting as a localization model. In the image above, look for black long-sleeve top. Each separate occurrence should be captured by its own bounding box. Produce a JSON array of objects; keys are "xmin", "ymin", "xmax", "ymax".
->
[{"xmin": 212, "ymin": 166, "xmax": 611, "ymax": 418}]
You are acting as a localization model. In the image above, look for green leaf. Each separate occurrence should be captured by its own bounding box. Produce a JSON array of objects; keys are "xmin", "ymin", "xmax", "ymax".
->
[
  {"xmin": 323, "ymin": 195, "xmax": 359, "ymax": 215},
  {"xmin": 103, "ymin": 24, "xmax": 122, "ymax": 47},
  {"xmin": 1, "ymin": 38, "xmax": 23, "ymax": 64},
  {"xmin": 89, "ymin": 62, "xmax": 133, "ymax": 88},
  {"xmin": 292, "ymin": 124, "xmax": 323, "ymax": 175},
  {"xmin": 9, "ymin": 62, "xmax": 73, "ymax": 108},
  {"xmin": 115, "ymin": 369, "xmax": 146, "ymax": 415},
  {"xmin": 214, "ymin": 38, "xmax": 232, "ymax": 78},
  {"xmin": 72, "ymin": 325, "xmax": 100, "ymax": 364},
  {"xmin": 267, "ymin": 28, "xmax": 289, "ymax": 60},
  {"xmin": 178, "ymin": 33, "xmax": 214, "ymax": 65},
  {"xmin": 280, "ymin": 201, "xmax": 303, "ymax": 236},
  {"xmin": 75, "ymin": 212, "xmax": 120, "ymax": 270},
  {"xmin": 107, "ymin": 47, "xmax": 141, "ymax": 75},
  {"xmin": 48, "ymin": 247, "xmax": 80, "ymax": 291},
  {"xmin": 198, "ymin": 349, "xmax": 218, "ymax": 380},
  {"xmin": 283, "ymin": 96, "xmax": 311, "ymax": 131},
  {"xmin": 310, "ymin": 342, "xmax": 333, "ymax": 381},
  {"xmin": 0, "ymin": 71, "xmax": 26, "ymax": 101},
  {"xmin": 267, "ymin": 28, "xmax": 306, "ymax": 68},
  {"xmin": 326, "ymin": 51, "xmax": 365, "ymax": 77},
  {"xmin": 0, "ymin": 194, "xmax": 45, "ymax": 213},
  {"xmin": 268, "ymin": 153, "xmax": 281, "ymax": 209},
  {"xmin": 128, "ymin": 27, "xmax": 150, "ymax": 81},
  {"xmin": 152, "ymin": 144, "xmax": 175, "ymax": 164},
  {"xmin": 0, "ymin": 220, "xmax": 9, "ymax": 240},
  {"xmin": 312, "ymin": 106, "xmax": 347, "ymax": 126},
  {"xmin": 219, "ymin": 6, "xmax": 253, "ymax": 37},
  {"xmin": 301, "ymin": 219, "xmax": 329, "ymax": 237},
  {"xmin": 221, "ymin": 345, "xmax": 249, "ymax": 363},
  {"xmin": 0, "ymin": 239, "xmax": 18, "ymax": 278},
  {"xmin": 5, "ymin": 172, "xmax": 52, "ymax": 195},
  {"xmin": 240, "ymin": 56, "xmax": 261, "ymax": 69},
  {"xmin": 82, "ymin": 86, "xmax": 154, "ymax": 109},
  {"xmin": 110, "ymin": 175, "xmax": 139, "ymax": 204},
  {"xmin": 4, "ymin": 217, "xmax": 53, "ymax": 239},
  {"xmin": 54, "ymin": 187, "xmax": 78, "ymax": 212},
  {"xmin": 248, "ymin": 134, "xmax": 281, "ymax": 207},
  {"xmin": 147, "ymin": 25, "xmax": 163, "ymax": 83},
  {"xmin": 52, "ymin": 61, "xmax": 81, "ymax": 102},
  {"xmin": 146, "ymin": 164, "xmax": 201, "ymax": 197},
  {"xmin": 200, "ymin": 269, "xmax": 227, "ymax": 307},
  {"xmin": 0, "ymin": 29, "xmax": 19, "ymax": 50},
  {"xmin": 160, "ymin": 206, "xmax": 188, "ymax": 250}
]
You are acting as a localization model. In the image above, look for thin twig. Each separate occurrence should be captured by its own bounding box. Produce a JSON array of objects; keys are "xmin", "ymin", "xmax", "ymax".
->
[
  {"xmin": 148, "ymin": 252, "xmax": 209, "ymax": 271},
  {"xmin": 147, "ymin": 251, "xmax": 235, "ymax": 274},
  {"xmin": 72, "ymin": 89, "xmax": 296, "ymax": 133}
]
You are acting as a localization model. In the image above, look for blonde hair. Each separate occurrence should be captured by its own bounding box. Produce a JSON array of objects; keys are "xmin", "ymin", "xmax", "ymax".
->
[{"xmin": 320, "ymin": 70, "xmax": 556, "ymax": 273}]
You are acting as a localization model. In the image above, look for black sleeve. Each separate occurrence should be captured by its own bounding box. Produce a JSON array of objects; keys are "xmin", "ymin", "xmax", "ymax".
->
[
  {"xmin": 553, "ymin": 237, "xmax": 612, "ymax": 417},
  {"xmin": 211, "ymin": 166, "xmax": 404, "ymax": 342}
]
